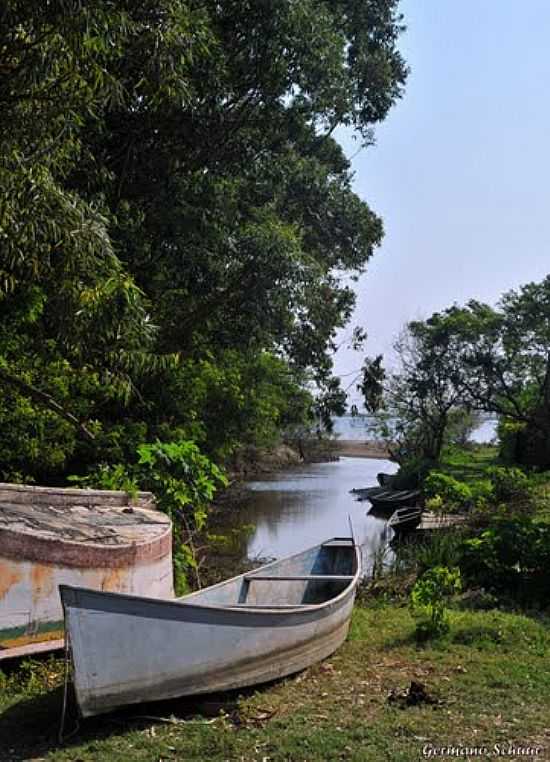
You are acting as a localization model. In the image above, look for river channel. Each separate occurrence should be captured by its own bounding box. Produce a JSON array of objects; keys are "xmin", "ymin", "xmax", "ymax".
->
[{"xmin": 222, "ymin": 456, "xmax": 398, "ymax": 575}]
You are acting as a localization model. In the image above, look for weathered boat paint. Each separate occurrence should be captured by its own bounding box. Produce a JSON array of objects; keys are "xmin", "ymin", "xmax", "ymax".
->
[
  {"xmin": 61, "ymin": 537, "xmax": 361, "ymax": 717},
  {"xmin": 0, "ymin": 483, "xmax": 173, "ymax": 658}
]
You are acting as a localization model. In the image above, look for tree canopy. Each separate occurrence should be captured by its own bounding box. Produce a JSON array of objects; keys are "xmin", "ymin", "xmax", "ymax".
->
[
  {"xmin": 425, "ymin": 278, "xmax": 550, "ymax": 467},
  {"xmin": 0, "ymin": 0, "xmax": 408, "ymax": 481},
  {"xmin": 363, "ymin": 275, "xmax": 550, "ymax": 469}
]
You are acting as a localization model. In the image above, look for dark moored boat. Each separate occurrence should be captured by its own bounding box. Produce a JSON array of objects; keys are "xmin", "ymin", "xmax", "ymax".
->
[
  {"xmin": 367, "ymin": 488, "xmax": 420, "ymax": 514},
  {"xmin": 387, "ymin": 506, "xmax": 423, "ymax": 537},
  {"xmin": 350, "ymin": 485, "xmax": 389, "ymax": 499},
  {"xmin": 376, "ymin": 472, "xmax": 395, "ymax": 487}
]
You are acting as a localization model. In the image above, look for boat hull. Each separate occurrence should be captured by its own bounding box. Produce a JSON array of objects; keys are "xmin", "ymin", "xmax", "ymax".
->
[{"xmin": 61, "ymin": 539, "xmax": 360, "ymax": 717}]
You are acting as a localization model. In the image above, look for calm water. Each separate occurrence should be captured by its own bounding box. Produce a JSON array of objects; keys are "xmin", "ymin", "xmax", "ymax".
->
[{"xmin": 229, "ymin": 456, "xmax": 398, "ymax": 574}]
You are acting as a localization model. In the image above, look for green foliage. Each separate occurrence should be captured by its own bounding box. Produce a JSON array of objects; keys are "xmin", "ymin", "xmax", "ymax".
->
[
  {"xmin": 439, "ymin": 443, "xmax": 499, "ymax": 480},
  {"xmin": 461, "ymin": 518, "xmax": 550, "ymax": 601},
  {"xmin": 363, "ymin": 322, "xmax": 471, "ymax": 464},
  {"xmin": 423, "ymin": 465, "xmax": 532, "ymax": 514},
  {"xmin": 424, "ymin": 471, "xmax": 477, "ymax": 511},
  {"xmin": 411, "ymin": 276, "xmax": 550, "ymax": 467},
  {"xmin": 135, "ymin": 441, "xmax": 227, "ymax": 530},
  {"xmin": 357, "ymin": 354, "xmax": 385, "ymax": 413},
  {"xmin": 410, "ymin": 565, "xmax": 462, "ymax": 640},
  {"xmin": 391, "ymin": 530, "xmax": 466, "ymax": 587},
  {"xmin": 0, "ymin": 0, "xmax": 408, "ymax": 480},
  {"xmin": 72, "ymin": 440, "xmax": 227, "ymax": 593},
  {"xmin": 485, "ymin": 465, "xmax": 532, "ymax": 504},
  {"xmin": 0, "ymin": 657, "xmax": 62, "ymax": 699},
  {"xmin": 371, "ymin": 272, "xmax": 550, "ymax": 469}
]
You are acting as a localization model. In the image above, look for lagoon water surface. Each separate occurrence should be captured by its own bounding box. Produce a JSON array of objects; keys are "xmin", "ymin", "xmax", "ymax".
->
[{"xmin": 236, "ymin": 456, "xmax": 398, "ymax": 573}]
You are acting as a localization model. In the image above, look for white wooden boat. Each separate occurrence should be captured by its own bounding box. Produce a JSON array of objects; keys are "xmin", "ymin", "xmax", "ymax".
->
[{"xmin": 60, "ymin": 537, "xmax": 360, "ymax": 717}]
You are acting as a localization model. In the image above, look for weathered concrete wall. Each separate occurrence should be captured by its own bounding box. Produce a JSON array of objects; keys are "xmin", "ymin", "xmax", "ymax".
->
[
  {"xmin": 0, "ymin": 484, "xmax": 173, "ymax": 653},
  {"xmin": 0, "ymin": 554, "xmax": 173, "ymax": 649}
]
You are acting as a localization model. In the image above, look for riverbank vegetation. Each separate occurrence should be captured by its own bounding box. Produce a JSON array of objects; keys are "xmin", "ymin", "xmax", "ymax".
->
[
  {"xmin": 361, "ymin": 274, "xmax": 550, "ymax": 470},
  {"xmin": 360, "ymin": 274, "xmax": 550, "ymax": 570},
  {"xmin": 347, "ymin": 275, "xmax": 550, "ymax": 758}
]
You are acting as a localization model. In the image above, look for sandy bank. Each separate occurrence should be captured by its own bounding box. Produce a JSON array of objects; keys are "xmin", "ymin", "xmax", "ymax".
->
[{"xmin": 334, "ymin": 439, "xmax": 391, "ymax": 459}]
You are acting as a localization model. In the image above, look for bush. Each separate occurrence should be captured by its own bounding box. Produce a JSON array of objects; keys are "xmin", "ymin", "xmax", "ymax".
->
[
  {"xmin": 410, "ymin": 566, "xmax": 462, "ymax": 640},
  {"xmin": 423, "ymin": 471, "xmax": 475, "ymax": 511},
  {"xmin": 424, "ymin": 467, "xmax": 532, "ymax": 514},
  {"xmin": 71, "ymin": 440, "xmax": 228, "ymax": 593},
  {"xmin": 461, "ymin": 518, "xmax": 550, "ymax": 602},
  {"xmin": 485, "ymin": 466, "xmax": 532, "ymax": 504},
  {"xmin": 410, "ymin": 531, "xmax": 466, "ymax": 574}
]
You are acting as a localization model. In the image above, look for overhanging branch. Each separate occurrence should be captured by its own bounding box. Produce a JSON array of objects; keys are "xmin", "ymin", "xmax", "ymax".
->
[{"xmin": 0, "ymin": 367, "xmax": 95, "ymax": 441}]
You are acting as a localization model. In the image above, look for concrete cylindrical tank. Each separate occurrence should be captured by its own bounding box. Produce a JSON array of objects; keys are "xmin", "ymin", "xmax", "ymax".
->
[{"xmin": 0, "ymin": 483, "xmax": 173, "ymax": 658}]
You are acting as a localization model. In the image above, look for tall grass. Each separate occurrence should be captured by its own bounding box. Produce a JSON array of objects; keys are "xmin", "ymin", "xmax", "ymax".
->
[{"xmin": 391, "ymin": 529, "xmax": 467, "ymax": 576}]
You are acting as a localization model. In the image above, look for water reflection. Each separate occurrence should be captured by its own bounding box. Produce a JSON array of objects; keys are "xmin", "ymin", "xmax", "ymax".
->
[{"xmin": 232, "ymin": 457, "xmax": 398, "ymax": 574}]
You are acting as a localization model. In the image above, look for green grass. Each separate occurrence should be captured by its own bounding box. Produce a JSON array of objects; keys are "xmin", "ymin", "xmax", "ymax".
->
[
  {"xmin": 1, "ymin": 603, "xmax": 549, "ymax": 761},
  {"xmin": 436, "ymin": 445, "xmax": 550, "ymax": 523},
  {"xmin": 438, "ymin": 445, "xmax": 499, "ymax": 481}
]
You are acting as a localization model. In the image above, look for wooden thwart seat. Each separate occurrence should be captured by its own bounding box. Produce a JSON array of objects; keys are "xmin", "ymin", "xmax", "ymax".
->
[
  {"xmin": 322, "ymin": 539, "xmax": 354, "ymax": 547},
  {"xmin": 244, "ymin": 574, "xmax": 354, "ymax": 582},
  {"xmin": 226, "ymin": 604, "xmax": 318, "ymax": 609}
]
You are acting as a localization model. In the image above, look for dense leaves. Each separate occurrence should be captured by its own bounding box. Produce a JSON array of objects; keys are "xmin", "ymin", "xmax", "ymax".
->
[
  {"xmin": 71, "ymin": 440, "xmax": 228, "ymax": 591},
  {"xmin": 410, "ymin": 565, "xmax": 462, "ymax": 640},
  {"xmin": 461, "ymin": 518, "xmax": 550, "ymax": 601},
  {"xmin": 416, "ymin": 277, "xmax": 550, "ymax": 467},
  {"xmin": 363, "ymin": 275, "xmax": 550, "ymax": 468},
  {"xmin": 0, "ymin": 0, "xmax": 407, "ymax": 481}
]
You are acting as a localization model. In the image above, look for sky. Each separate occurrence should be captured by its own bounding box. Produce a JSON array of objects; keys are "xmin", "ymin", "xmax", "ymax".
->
[{"xmin": 334, "ymin": 0, "xmax": 550, "ymax": 403}]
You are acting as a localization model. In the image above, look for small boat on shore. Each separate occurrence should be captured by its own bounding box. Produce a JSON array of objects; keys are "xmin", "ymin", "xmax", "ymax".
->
[
  {"xmin": 387, "ymin": 506, "xmax": 424, "ymax": 536},
  {"xmin": 389, "ymin": 509, "xmax": 469, "ymax": 538},
  {"xmin": 60, "ymin": 537, "xmax": 361, "ymax": 718},
  {"xmin": 349, "ymin": 473, "xmax": 396, "ymax": 498}
]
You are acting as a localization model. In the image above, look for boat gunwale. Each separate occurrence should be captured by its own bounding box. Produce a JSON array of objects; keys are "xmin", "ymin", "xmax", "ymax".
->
[{"xmin": 60, "ymin": 537, "xmax": 361, "ymax": 618}]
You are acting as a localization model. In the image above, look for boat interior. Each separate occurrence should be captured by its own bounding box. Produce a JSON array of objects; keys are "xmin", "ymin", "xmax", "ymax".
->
[{"xmin": 181, "ymin": 539, "xmax": 357, "ymax": 610}]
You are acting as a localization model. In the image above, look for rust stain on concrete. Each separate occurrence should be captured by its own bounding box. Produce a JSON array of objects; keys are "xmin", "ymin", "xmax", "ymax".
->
[
  {"xmin": 102, "ymin": 567, "xmax": 127, "ymax": 591},
  {"xmin": 0, "ymin": 562, "xmax": 22, "ymax": 599},
  {"xmin": 31, "ymin": 564, "xmax": 54, "ymax": 605}
]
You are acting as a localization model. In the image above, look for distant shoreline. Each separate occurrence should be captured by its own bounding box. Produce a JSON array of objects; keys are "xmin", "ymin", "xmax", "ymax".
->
[{"xmin": 334, "ymin": 439, "xmax": 391, "ymax": 460}]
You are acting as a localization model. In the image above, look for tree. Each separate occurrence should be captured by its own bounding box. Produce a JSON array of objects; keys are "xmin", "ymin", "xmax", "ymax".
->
[
  {"xmin": 0, "ymin": 1, "xmax": 408, "ymax": 480},
  {"xmin": 359, "ymin": 321, "xmax": 469, "ymax": 464},
  {"xmin": 427, "ymin": 277, "xmax": 550, "ymax": 467}
]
